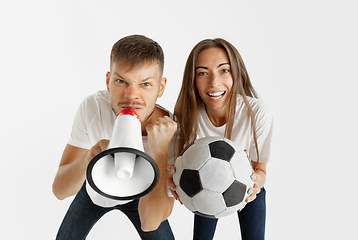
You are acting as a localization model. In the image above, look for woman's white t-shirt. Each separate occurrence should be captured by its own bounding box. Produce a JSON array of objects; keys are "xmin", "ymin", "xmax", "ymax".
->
[{"xmin": 197, "ymin": 96, "xmax": 273, "ymax": 163}]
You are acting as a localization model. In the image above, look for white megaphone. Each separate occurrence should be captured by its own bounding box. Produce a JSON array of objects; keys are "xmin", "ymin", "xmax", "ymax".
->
[{"xmin": 86, "ymin": 109, "xmax": 159, "ymax": 201}]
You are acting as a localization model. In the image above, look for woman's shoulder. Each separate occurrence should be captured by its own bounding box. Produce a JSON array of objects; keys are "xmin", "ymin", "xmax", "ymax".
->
[{"xmin": 237, "ymin": 95, "xmax": 272, "ymax": 117}]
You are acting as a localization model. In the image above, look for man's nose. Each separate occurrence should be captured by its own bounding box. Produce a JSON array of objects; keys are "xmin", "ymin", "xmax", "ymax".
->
[{"xmin": 124, "ymin": 85, "xmax": 140, "ymax": 100}]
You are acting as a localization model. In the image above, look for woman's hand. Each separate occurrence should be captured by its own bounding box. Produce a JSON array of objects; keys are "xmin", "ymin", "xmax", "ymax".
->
[
  {"xmin": 239, "ymin": 150, "xmax": 265, "ymax": 211},
  {"xmin": 167, "ymin": 164, "xmax": 181, "ymax": 203},
  {"xmin": 238, "ymin": 173, "xmax": 261, "ymax": 211},
  {"xmin": 246, "ymin": 173, "xmax": 261, "ymax": 202},
  {"xmin": 167, "ymin": 142, "xmax": 190, "ymax": 203}
]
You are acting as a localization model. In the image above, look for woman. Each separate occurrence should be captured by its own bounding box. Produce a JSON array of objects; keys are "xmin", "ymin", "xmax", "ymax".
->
[{"xmin": 168, "ymin": 38, "xmax": 273, "ymax": 240}]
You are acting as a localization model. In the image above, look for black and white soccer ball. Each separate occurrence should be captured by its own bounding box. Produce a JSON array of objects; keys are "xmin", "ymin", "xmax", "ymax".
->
[{"xmin": 173, "ymin": 136, "xmax": 254, "ymax": 219}]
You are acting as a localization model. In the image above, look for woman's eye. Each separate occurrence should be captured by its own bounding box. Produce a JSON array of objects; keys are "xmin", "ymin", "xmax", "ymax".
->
[
  {"xmin": 198, "ymin": 72, "xmax": 207, "ymax": 76},
  {"xmin": 221, "ymin": 69, "xmax": 229, "ymax": 73}
]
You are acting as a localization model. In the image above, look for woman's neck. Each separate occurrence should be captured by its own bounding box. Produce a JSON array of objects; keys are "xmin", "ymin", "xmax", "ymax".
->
[{"xmin": 206, "ymin": 108, "xmax": 228, "ymax": 127}]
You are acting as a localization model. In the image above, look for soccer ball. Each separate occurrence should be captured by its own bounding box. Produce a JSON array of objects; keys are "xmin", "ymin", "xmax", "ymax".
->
[{"xmin": 173, "ymin": 136, "xmax": 254, "ymax": 218}]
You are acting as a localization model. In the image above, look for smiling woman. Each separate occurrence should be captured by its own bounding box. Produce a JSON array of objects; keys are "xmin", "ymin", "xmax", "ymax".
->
[
  {"xmin": 174, "ymin": 38, "xmax": 261, "ymax": 157},
  {"xmin": 195, "ymin": 47, "xmax": 234, "ymax": 127},
  {"xmin": 168, "ymin": 38, "xmax": 273, "ymax": 240}
]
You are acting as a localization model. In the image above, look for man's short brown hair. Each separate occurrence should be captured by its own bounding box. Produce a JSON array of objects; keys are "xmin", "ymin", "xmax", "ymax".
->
[{"xmin": 110, "ymin": 35, "xmax": 164, "ymax": 77}]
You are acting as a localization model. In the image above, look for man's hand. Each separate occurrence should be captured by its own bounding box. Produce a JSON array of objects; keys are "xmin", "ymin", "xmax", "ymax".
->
[
  {"xmin": 86, "ymin": 139, "xmax": 110, "ymax": 165},
  {"xmin": 145, "ymin": 116, "xmax": 177, "ymax": 159}
]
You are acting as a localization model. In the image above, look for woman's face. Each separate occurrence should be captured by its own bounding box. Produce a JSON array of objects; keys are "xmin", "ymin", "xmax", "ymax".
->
[{"xmin": 195, "ymin": 47, "xmax": 233, "ymax": 118}]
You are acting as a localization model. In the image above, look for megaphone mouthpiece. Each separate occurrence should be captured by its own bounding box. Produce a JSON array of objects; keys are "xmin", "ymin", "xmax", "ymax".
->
[
  {"xmin": 117, "ymin": 109, "xmax": 140, "ymax": 120},
  {"xmin": 108, "ymin": 109, "xmax": 143, "ymax": 150}
]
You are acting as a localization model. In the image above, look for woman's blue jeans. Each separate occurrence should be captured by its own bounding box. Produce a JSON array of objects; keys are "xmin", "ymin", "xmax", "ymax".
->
[
  {"xmin": 193, "ymin": 188, "xmax": 266, "ymax": 240},
  {"xmin": 56, "ymin": 183, "xmax": 174, "ymax": 240}
]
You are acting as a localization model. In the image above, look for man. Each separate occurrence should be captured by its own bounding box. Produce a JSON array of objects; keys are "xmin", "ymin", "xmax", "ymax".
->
[{"xmin": 52, "ymin": 35, "xmax": 176, "ymax": 239}]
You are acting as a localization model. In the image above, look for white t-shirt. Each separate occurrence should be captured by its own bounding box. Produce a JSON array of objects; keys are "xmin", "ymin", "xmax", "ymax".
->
[
  {"xmin": 68, "ymin": 90, "xmax": 175, "ymax": 207},
  {"xmin": 197, "ymin": 95, "xmax": 273, "ymax": 163}
]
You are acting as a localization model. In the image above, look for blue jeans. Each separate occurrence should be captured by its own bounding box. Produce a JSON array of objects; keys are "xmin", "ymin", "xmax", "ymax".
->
[
  {"xmin": 193, "ymin": 188, "xmax": 266, "ymax": 240},
  {"xmin": 56, "ymin": 183, "xmax": 174, "ymax": 240}
]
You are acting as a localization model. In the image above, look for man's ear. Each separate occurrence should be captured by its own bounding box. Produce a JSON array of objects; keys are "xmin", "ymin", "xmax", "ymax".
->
[
  {"xmin": 106, "ymin": 71, "xmax": 111, "ymax": 92},
  {"xmin": 157, "ymin": 77, "xmax": 167, "ymax": 98}
]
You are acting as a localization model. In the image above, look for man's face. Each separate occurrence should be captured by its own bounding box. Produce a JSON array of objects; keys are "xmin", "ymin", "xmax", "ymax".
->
[{"xmin": 106, "ymin": 61, "xmax": 166, "ymax": 123}]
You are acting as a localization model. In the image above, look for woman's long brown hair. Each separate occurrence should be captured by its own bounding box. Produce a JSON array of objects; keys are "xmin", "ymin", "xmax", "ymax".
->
[{"xmin": 174, "ymin": 38, "xmax": 260, "ymax": 162}]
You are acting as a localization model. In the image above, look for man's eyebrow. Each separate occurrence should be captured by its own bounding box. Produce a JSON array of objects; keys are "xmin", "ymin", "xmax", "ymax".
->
[
  {"xmin": 113, "ymin": 72, "xmax": 124, "ymax": 79},
  {"xmin": 140, "ymin": 77, "xmax": 156, "ymax": 82},
  {"xmin": 113, "ymin": 73, "xmax": 156, "ymax": 82}
]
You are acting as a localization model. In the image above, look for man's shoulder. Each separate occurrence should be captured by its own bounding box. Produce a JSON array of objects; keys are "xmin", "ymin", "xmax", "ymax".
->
[
  {"xmin": 84, "ymin": 90, "xmax": 110, "ymax": 104},
  {"xmin": 77, "ymin": 90, "xmax": 113, "ymax": 123},
  {"xmin": 80, "ymin": 90, "xmax": 110, "ymax": 110},
  {"xmin": 155, "ymin": 104, "xmax": 173, "ymax": 119}
]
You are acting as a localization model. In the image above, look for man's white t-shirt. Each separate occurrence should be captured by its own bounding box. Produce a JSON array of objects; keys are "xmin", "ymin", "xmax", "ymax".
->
[
  {"xmin": 197, "ymin": 95, "xmax": 273, "ymax": 163},
  {"xmin": 68, "ymin": 90, "xmax": 175, "ymax": 207}
]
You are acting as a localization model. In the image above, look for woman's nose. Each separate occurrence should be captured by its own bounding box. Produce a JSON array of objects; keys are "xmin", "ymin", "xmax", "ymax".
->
[{"xmin": 208, "ymin": 74, "xmax": 221, "ymax": 87}]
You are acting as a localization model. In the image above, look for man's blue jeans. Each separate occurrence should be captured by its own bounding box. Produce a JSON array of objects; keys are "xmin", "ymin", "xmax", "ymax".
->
[
  {"xmin": 56, "ymin": 183, "xmax": 174, "ymax": 240},
  {"xmin": 193, "ymin": 188, "xmax": 266, "ymax": 240}
]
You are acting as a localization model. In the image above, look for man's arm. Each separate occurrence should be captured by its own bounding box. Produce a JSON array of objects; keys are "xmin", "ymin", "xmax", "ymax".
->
[
  {"xmin": 138, "ymin": 116, "xmax": 177, "ymax": 232},
  {"xmin": 52, "ymin": 140, "xmax": 109, "ymax": 200}
]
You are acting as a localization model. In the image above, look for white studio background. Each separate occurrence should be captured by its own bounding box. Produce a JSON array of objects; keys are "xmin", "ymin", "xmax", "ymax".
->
[{"xmin": 0, "ymin": 0, "xmax": 356, "ymax": 239}]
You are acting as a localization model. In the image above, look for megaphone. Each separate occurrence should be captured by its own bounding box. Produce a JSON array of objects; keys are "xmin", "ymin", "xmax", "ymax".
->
[{"xmin": 86, "ymin": 109, "xmax": 159, "ymax": 201}]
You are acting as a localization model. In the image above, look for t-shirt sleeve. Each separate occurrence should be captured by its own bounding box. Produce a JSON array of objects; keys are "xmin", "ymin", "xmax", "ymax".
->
[
  {"xmin": 249, "ymin": 100, "xmax": 274, "ymax": 163},
  {"xmin": 67, "ymin": 98, "xmax": 93, "ymax": 150}
]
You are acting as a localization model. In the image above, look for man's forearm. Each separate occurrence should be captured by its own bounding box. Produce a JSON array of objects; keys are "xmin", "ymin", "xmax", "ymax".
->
[
  {"xmin": 52, "ymin": 151, "xmax": 89, "ymax": 200},
  {"xmin": 138, "ymin": 153, "xmax": 174, "ymax": 232}
]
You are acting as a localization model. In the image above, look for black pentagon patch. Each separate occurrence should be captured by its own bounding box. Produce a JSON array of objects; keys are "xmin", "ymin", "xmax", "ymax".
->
[
  {"xmin": 209, "ymin": 140, "xmax": 235, "ymax": 162},
  {"xmin": 194, "ymin": 211, "xmax": 216, "ymax": 219},
  {"xmin": 223, "ymin": 180, "xmax": 246, "ymax": 207},
  {"xmin": 180, "ymin": 169, "xmax": 202, "ymax": 197}
]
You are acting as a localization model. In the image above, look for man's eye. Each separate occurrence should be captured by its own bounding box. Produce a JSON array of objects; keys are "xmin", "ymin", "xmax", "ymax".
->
[
  {"xmin": 142, "ymin": 82, "xmax": 151, "ymax": 87},
  {"xmin": 117, "ymin": 79, "xmax": 125, "ymax": 84}
]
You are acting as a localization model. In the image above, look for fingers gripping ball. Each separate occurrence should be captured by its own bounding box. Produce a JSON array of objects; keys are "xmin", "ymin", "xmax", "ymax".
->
[{"xmin": 173, "ymin": 137, "xmax": 254, "ymax": 218}]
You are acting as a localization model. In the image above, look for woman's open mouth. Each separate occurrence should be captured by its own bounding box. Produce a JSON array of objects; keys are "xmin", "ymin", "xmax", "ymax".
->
[{"xmin": 207, "ymin": 91, "xmax": 226, "ymax": 100}]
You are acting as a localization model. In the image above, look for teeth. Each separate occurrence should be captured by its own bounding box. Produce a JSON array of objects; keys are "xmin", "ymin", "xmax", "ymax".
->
[{"xmin": 208, "ymin": 92, "xmax": 224, "ymax": 97}]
